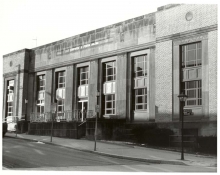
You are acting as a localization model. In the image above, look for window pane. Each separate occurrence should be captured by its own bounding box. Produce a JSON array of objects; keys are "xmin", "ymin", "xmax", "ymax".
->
[
  {"xmin": 41, "ymin": 106, "xmax": 44, "ymax": 113},
  {"xmin": 136, "ymin": 105, "xmax": 143, "ymax": 109},
  {"xmin": 107, "ymin": 68, "xmax": 113, "ymax": 76},
  {"xmin": 136, "ymin": 63, "xmax": 144, "ymax": 71},
  {"xmin": 182, "ymin": 42, "xmax": 201, "ymax": 68},
  {"xmin": 81, "ymin": 80, "xmax": 87, "ymax": 85},
  {"xmin": 106, "ymin": 95, "xmax": 113, "ymax": 101},
  {"xmin": 106, "ymin": 102, "xmax": 112, "ymax": 108},
  {"xmin": 136, "ymin": 89, "xmax": 143, "ymax": 95},
  {"xmin": 107, "ymin": 76, "xmax": 114, "ymax": 81},
  {"xmin": 187, "ymin": 89, "xmax": 196, "ymax": 98},
  {"xmin": 137, "ymin": 96, "xmax": 144, "ymax": 103},
  {"xmin": 186, "ymin": 81, "xmax": 196, "ymax": 89},
  {"xmin": 81, "ymin": 73, "xmax": 86, "ymax": 80},
  {"xmin": 106, "ymin": 110, "xmax": 112, "ymax": 114},
  {"xmin": 187, "ymin": 43, "xmax": 196, "ymax": 50},
  {"xmin": 59, "ymin": 77, "xmax": 65, "ymax": 84},
  {"xmin": 59, "ymin": 72, "xmax": 65, "ymax": 76},
  {"xmin": 106, "ymin": 62, "xmax": 113, "ymax": 68},
  {"xmin": 58, "ymin": 106, "xmax": 63, "ymax": 112}
]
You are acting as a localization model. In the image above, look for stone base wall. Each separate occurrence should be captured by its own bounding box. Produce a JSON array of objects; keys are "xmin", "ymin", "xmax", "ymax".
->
[{"xmin": 28, "ymin": 121, "xmax": 85, "ymax": 139}]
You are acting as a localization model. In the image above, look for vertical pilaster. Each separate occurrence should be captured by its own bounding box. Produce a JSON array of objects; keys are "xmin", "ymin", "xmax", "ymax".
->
[
  {"xmin": 65, "ymin": 65, "xmax": 74, "ymax": 111},
  {"xmin": 88, "ymin": 60, "xmax": 98, "ymax": 115},
  {"xmin": 27, "ymin": 74, "xmax": 34, "ymax": 121},
  {"xmin": 173, "ymin": 44, "xmax": 180, "ymax": 121},
  {"xmin": 21, "ymin": 72, "xmax": 29, "ymax": 118},
  {"xmin": 116, "ymin": 53, "xmax": 127, "ymax": 119},
  {"xmin": 202, "ymin": 38, "xmax": 209, "ymax": 118},
  {"xmin": 149, "ymin": 47, "xmax": 155, "ymax": 121},
  {"xmin": 72, "ymin": 65, "xmax": 77, "ymax": 111},
  {"xmin": 45, "ymin": 70, "xmax": 52, "ymax": 113}
]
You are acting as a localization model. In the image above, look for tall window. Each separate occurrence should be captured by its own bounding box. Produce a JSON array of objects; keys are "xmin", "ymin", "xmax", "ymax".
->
[
  {"xmin": 56, "ymin": 71, "xmax": 66, "ymax": 119},
  {"xmin": 58, "ymin": 71, "xmax": 66, "ymax": 88},
  {"xmin": 103, "ymin": 61, "xmax": 116, "ymax": 82},
  {"xmin": 37, "ymin": 75, "xmax": 45, "ymax": 116},
  {"xmin": 133, "ymin": 55, "xmax": 148, "ymax": 111},
  {"xmin": 134, "ymin": 55, "xmax": 147, "ymax": 78},
  {"xmin": 104, "ymin": 95, "xmax": 115, "ymax": 114},
  {"xmin": 181, "ymin": 42, "xmax": 202, "ymax": 68},
  {"xmin": 57, "ymin": 100, "xmax": 64, "ymax": 117},
  {"xmin": 7, "ymin": 102, "xmax": 13, "ymax": 117},
  {"xmin": 134, "ymin": 88, "xmax": 147, "ymax": 110},
  {"xmin": 37, "ymin": 75, "xmax": 46, "ymax": 91},
  {"xmin": 79, "ymin": 67, "xmax": 89, "ymax": 85},
  {"xmin": 7, "ymin": 80, "xmax": 14, "ymax": 117},
  {"xmin": 181, "ymin": 42, "xmax": 202, "ymax": 106},
  {"xmin": 182, "ymin": 80, "xmax": 202, "ymax": 106},
  {"xmin": 37, "ymin": 100, "xmax": 44, "ymax": 115}
]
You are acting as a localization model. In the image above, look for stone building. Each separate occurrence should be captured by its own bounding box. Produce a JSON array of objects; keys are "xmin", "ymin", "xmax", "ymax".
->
[{"xmin": 2, "ymin": 4, "xmax": 217, "ymax": 139}]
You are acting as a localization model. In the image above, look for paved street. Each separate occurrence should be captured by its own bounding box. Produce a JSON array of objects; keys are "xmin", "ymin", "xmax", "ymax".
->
[{"xmin": 2, "ymin": 137, "xmax": 216, "ymax": 172}]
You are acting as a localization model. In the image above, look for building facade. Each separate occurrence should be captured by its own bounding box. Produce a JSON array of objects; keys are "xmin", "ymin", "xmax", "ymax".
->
[{"xmin": 2, "ymin": 4, "xmax": 217, "ymax": 138}]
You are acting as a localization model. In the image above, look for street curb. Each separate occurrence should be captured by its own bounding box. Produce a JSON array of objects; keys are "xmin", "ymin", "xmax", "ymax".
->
[
  {"xmin": 4, "ymin": 135, "xmax": 187, "ymax": 166},
  {"xmin": 98, "ymin": 140, "xmax": 217, "ymax": 159},
  {"xmin": 93, "ymin": 151, "xmax": 187, "ymax": 166}
]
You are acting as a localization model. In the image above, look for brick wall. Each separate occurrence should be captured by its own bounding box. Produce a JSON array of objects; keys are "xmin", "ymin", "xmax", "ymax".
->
[
  {"xmin": 3, "ymin": 51, "xmax": 26, "ymax": 74},
  {"xmin": 155, "ymin": 40, "xmax": 172, "ymax": 122},
  {"xmin": 156, "ymin": 4, "xmax": 217, "ymax": 38},
  {"xmin": 208, "ymin": 30, "xmax": 217, "ymax": 121}
]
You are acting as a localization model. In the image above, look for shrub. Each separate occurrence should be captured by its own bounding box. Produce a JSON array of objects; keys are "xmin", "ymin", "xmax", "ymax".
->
[
  {"xmin": 197, "ymin": 136, "xmax": 217, "ymax": 155},
  {"xmin": 132, "ymin": 125, "xmax": 174, "ymax": 147}
]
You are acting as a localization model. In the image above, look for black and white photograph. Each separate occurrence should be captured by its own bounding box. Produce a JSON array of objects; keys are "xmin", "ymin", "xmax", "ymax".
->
[{"xmin": 0, "ymin": 0, "xmax": 218, "ymax": 173}]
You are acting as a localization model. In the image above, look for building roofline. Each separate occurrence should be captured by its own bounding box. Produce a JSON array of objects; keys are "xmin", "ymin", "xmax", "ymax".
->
[
  {"xmin": 3, "ymin": 4, "xmax": 183, "ymax": 57},
  {"xmin": 3, "ymin": 49, "xmax": 31, "ymax": 58}
]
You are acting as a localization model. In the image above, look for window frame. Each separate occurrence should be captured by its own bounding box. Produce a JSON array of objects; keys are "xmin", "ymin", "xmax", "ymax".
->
[
  {"xmin": 181, "ymin": 42, "xmax": 202, "ymax": 68},
  {"xmin": 103, "ymin": 61, "xmax": 116, "ymax": 82},
  {"xmin": 134, "ymin": 88, "xmax": 147, "ymax": 110},
  {"xmin": 37, "ymin": 100, "xmax": 45, "ymax": 115},
  {"xmin": 57, "ymin": 71, "xmax": 66, "ymax": 88},
  {"xmin": 37, "ymin": 75, "xmax": 46, "ymax": 91},
  {"xmin": 133, "ymin": 55, "xmax": 148, "ymax": 78},
  {"xmin": 57, "ymin": 99, "xmax": 65, "ymax": 117},
  {"xmin": 7, "ymin": 80, "xmax": 14, "ymax": 117},
  {"xmin": 104, "ymin": 94, "xmax": 115, "ymax": 115},
  {"xmin": 79, "ymin": 66, "xmax": 89, "ymax": 85},
  {"xmin": 182, "ymin": 80, "xmax": 202, "ymax": 106}
]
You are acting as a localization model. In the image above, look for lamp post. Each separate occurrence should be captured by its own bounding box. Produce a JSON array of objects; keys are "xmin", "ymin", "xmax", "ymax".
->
[
  {"xmin": 94, "ymin": 90, "xmax": 99, "ymax": 151},
  {"xmin": 178, "ymin": 92, "xmax": 188, "ymax": 160}
]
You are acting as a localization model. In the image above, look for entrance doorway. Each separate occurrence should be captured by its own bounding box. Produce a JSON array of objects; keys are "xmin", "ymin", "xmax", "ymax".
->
[{"xmin": 78, "ymin": 100, "xmax": 88, "ymax": 122}]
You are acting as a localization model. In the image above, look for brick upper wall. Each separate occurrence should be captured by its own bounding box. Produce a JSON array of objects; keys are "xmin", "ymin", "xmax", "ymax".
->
[
  {"xmin": 156, "ymin": 4, "xmax": 217, "ymax": 38},
  {"xmin": 155, "ymin": 40, "xmax": 173, "ymax": 122},
  {"xmin": 3, "ymin": 50, "xmax": 31, "ymax": 74},
  {"xmin": 208, "ymin": 30, "xmax": 217, "ymax": 121}
]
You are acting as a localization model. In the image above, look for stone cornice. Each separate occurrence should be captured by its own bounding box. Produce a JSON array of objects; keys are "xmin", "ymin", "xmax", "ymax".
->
[
  {"xmin": 156, "ymin": 24, "xmax": 217, "ymax": 44},
  {"xmin": 29, "ymin": 41, "xmax": 156, "ymax": 73}
]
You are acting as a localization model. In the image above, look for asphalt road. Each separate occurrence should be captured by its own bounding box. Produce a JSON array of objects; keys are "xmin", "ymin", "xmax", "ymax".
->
[{"xmin": 2, "ymin": 137, "xmax": 216, "ymax": 172}]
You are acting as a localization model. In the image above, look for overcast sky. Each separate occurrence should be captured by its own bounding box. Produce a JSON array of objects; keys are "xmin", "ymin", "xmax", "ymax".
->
[{"xmin": 0, "ymin": 0, "xmax": 218, "ymax": 116}]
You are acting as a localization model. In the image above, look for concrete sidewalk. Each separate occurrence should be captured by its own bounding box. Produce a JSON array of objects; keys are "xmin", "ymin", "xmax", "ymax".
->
[{"xmin": 4, "ymin": 132, "xmax": 217, "ymax": 167}]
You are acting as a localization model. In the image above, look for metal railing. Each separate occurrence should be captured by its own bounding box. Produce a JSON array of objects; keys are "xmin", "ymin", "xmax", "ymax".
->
[{"xmin": 30, "ymin": 110, "xmax": 94, "ymax": 123}]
